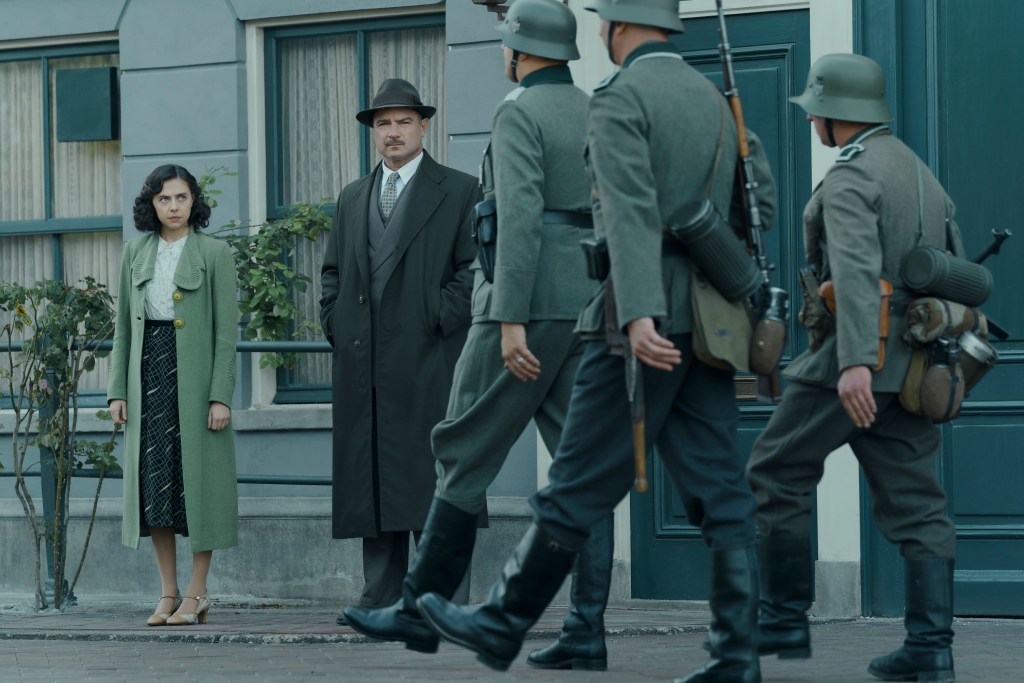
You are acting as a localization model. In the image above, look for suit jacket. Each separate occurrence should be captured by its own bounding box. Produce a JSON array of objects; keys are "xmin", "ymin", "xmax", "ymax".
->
[{"xmin": 319, "ymin": 150, "xmax": 480, "ymax": 538}]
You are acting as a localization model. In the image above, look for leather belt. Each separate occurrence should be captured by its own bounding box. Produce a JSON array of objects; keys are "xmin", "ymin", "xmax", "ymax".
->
[{"xmin": 542, "ymin": 210, "xmax": 593, "ymax": 229}]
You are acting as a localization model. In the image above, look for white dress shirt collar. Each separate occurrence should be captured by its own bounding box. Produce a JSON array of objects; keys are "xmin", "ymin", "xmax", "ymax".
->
[{"xmin": 380, "ymin": 150, "xmax": 425, "ymax": 200}]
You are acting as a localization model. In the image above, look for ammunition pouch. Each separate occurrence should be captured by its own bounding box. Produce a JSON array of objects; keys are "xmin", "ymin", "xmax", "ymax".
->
[
  {"xmin": 898, "ymin": 296, "xmax": 998, "ymax": 422},
  {"xmin": 472, "ymin": 199, "xmax": 498, "ymax": 283},
  {"xmin": 666, "ymin": 199, "xmax": 762, "ymax": 303},
  {"xmin": 817, "ymin": 278, "xmax": 893, "ymax": 371},
  {"xmin": 580, "ymin": 237, "xmax": 610, "ymax": 282},
  {"xmin": 900, "ymin": 246, "xmax": 993, "ymax": 307}
]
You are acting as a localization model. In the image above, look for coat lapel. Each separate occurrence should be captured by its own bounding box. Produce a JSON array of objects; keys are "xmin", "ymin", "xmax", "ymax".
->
[
  {"xmin": 129, "ymin": 234, "xmax": 159, "ymax": 288},
  {"xmin": 173, "ymin": 232, "xmax": 205, "ymax": 291},
  {"xmin": 392, "ymin": 151, "xmax": 445, "ymax": 266},
  {"xmin": 351, "ymin": 169, "xmax": 376, "ymax": 283}
]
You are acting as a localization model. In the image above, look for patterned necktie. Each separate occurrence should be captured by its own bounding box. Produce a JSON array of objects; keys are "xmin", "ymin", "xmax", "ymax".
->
[{"xmin": 380, "ymin": 171, "xmax": 400, "ymax": 221}]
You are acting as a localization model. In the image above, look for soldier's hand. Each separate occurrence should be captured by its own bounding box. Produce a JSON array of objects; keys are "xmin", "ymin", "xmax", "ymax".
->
[
  {"xmin": 501, "ymin": 322, "xmax": 540, "ymax": 382},
  {"xmin": 838, "ymin": 365, "xmax": 876, "ymax": 428},
  {"xmin": 627, "ymin": 317, "xmax": 681, "ymax": 372}
]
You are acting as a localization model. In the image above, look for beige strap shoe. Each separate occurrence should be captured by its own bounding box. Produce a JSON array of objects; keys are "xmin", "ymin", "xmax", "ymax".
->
[
  {"xmin": 146, "ymin": 594, "xmax": 181, "ymax": 627},
  {"xmin": 166, "ymin": 593, "xmax": 210, "ymax": 625}
]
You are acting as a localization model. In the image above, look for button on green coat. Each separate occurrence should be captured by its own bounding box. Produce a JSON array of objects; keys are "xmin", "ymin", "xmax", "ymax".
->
[{"xmin": 107, "ymin": 232, "xmax": 239, "ymax": 552}]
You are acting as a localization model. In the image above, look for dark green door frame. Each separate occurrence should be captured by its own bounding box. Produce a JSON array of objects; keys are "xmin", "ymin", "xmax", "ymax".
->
[{"xmin": 855, "ymin": 0, "xmax": 1024, "ymax": 617}]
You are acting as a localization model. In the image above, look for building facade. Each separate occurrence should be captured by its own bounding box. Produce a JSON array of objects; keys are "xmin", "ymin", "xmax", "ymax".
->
[{"xmin": 1, "ymin": 0, "xmax": 1020, "ymax": 617}]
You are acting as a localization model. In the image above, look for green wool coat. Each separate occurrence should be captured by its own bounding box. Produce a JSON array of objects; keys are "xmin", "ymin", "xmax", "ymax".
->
[{"xmin": 107, "ymin": 231, "xmax": 239, "ymax": 552}]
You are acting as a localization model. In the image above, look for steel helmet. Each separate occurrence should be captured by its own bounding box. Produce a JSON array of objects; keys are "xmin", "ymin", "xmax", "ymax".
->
[
  {"xmin": 790, "ymin": 53, "xmax": 893, "ymax": 123},
  {"xmin": 497, "ymin": 0, "xmax": 580, "ymax": 61},
  {"xmin": 585, "ymin": 0, "xmax": 684, "ymax": 35}
]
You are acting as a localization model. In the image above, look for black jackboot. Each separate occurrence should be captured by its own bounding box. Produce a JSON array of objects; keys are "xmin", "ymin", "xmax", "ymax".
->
[
  {"xmin": 868, "ymin": 557, "xmax": 955, "ymax": 682},
  {"xmin": 527, "ymin": 513, "xmax": 613, "ymax": 671},
  {"xmin": 757, "ymin": 535, "xmax": 813, "ymax": 659},
  {"xmin": 417, "ymin": 523, "xmax": 576, "ymax": 671},
  {"xmin": 675, "ymin": 545, "xmax": 761, "ymax": 683},
  {"xmin": 343, "ymin": 498, "xmax": 477, "ymax": 653}
]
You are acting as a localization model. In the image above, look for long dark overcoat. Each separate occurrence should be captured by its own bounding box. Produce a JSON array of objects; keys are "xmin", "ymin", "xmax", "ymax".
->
[{"xmin": 320, "ymin": 151, "xmax": 479, "ymax": 539}]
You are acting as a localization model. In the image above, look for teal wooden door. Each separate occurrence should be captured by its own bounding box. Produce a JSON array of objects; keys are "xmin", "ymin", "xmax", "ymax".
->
[
  {"xmin": 858, "ymin": 0, "xmax": 1024, "ymax": 617},
  {"xmin": 630, "ymin": 9, "xmax": 811, "ymax": 600}
]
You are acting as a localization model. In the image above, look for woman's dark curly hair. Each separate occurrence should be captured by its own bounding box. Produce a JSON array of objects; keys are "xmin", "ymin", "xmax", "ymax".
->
[{"xmin": 133, "ymin": 164, "xmax": 212, "ymax": 232}]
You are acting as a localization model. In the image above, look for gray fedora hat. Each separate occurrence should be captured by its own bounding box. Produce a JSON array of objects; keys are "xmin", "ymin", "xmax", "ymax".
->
[{"xmin": 356, "ymin": 78, "xmax": 436, "ymax": 127}]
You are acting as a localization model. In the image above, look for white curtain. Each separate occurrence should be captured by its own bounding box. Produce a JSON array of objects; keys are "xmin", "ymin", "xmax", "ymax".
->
[
  {"xmin": 367, "ymin": 27, "xmax": 448, "ymax": 169},
  {"xmin": 278, "ymin": 26, "xmax": 446, "ymax": 389},
  {"xmin": 0, "ymin": 59, "xmax": 45, "ymax": 223},
  {"xmin": 0, "ymin": 53, "xmax": 121, "ymax": 394}
]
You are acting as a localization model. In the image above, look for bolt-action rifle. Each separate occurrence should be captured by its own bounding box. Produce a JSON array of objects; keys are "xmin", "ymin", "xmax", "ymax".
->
[{"xmin": 716, "ymin": 0, "xmax": 790, "ymax": 402}]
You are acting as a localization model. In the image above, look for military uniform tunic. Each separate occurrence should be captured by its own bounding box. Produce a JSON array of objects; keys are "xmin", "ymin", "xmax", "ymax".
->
[
  {"xmin": 747, "ymin": 126, "xmax": 957, "ymax": 559},
  {"xmin": 530, "ymin": 41, "xmax": 775, "ymax": 552},
  {"xmin": 431, "ymin": 65, "xmax": 596, "ymax": 514}
]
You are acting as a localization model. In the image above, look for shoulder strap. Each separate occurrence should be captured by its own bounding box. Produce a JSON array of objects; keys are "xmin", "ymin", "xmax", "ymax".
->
[
  {"xmin": 703, "ymin": 98, "xmax": 727, "ymax": 199},
  {"xmin": 914, "ymin": 158, "xmax": 927, "ymax": 246}
]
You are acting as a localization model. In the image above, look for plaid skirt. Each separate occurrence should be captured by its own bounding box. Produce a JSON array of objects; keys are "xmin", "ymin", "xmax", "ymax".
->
[{"xmin": 138, "ymin": 320, "xmax": 189, "ymax": 536}]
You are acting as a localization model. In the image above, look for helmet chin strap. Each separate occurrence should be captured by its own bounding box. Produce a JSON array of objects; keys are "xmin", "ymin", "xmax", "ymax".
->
[
  {"xmin": 605, "ymin": 21, "xmax": 618, "ymax": 64},
  {"xmin": 825, "ymin": 118, "xmax": 839, "ymax": 147},
  {"xmin": 510, "ymin": 49, "xmax": 521, "ymax": 84}
]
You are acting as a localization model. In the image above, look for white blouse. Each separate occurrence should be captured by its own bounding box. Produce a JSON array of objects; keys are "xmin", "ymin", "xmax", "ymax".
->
[{"xmin": 145, "ymin": 234, "xmax": 188, "ymax": 320}]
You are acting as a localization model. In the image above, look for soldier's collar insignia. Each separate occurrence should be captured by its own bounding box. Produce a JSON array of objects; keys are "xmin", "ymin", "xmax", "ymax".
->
[{"xmin": 836, "ymin": 143, "xmax": 865, "ymax": 162}]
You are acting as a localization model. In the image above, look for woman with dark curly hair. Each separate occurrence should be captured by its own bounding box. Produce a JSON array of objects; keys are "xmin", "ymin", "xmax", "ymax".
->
[{"xmin": 107, "ymin": 164, "xmax": 239, "ymax": 626}]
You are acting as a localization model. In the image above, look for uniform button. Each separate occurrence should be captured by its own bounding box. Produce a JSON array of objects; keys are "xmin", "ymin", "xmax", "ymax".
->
[
  {"xmin": 172, "ymin": 291, "xmax": 184, "ymax": 302},
  {"xmin": 173, "ymin": 318, "xmax": 185, "ymax": 329},
  {"xmin": 358, "ymin": 295, "xmax": 366, "ymax": 304},
  {"xmin": 353, "ymin": 340, "xmax": 361, "ymax": 348}
]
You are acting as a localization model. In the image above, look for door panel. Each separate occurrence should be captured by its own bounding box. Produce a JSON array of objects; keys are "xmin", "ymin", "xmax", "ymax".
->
[
  {"xmin": 630, "ymin": 9, "xmax": 811, "ymax": 599},
  {"xmin": 858, "ymin": 0, "xmax": 1024, "ymax": 617}
]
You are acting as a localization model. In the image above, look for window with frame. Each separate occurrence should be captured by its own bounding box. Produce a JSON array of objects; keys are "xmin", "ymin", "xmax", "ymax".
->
[
  {"xmin": 0, "ymin": 44, "xmax": 122, "ymax": 400},
  {"xmin": 264, "ymin": 15, "xmax": 446, "ymax": 402}
]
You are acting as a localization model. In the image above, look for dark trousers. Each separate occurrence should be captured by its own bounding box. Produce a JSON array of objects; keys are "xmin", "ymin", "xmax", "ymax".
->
[
  {"xmin": 360, "ymin": 530, "xmax": 471, "ymax": 607},
  {"xmin": 746, "ymin": 381, "xmax": 955, "ymax": 559},
  {"xmin": 532, "ymin": 336, "xmax": 757, "ymax": 551},
  {"xmin": 361, "ymin": 393, "xmax": 470, "ymax": 607}
]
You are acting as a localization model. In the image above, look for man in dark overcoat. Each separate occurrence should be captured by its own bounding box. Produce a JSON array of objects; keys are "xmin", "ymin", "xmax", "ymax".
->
[
  {"xmin": 319, "ymin": 79, "xmax": 480, "ymax": 620},
  {"xmin": 343, "ymin": 0, "xmax": 615, "ymax": 671}
]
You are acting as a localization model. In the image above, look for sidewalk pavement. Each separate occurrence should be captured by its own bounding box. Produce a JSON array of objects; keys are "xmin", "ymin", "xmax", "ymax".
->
[{"xmin": 1, "ymin": 598, "xmax": 1020, "ymax": 681}]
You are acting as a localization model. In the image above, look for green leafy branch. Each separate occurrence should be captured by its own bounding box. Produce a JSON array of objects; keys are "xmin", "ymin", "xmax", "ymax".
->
[
  {"xmin": 1, "ymin": 278, "xmax": 121, "ymax": 610},
  {"xmin": 200, "ymin": 167, "xmax": 332, "ymax": 369}
]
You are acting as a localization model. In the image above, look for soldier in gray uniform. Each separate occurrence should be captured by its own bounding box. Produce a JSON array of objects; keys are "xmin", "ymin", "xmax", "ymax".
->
[
  {"xmin": 343, "ymin": 0, "xmax": 615, "ymax": 670},
  {"xmin": 415, "ymin": 2, "xmax": 775, "ymax": 681},
  {"xmin": 746, "ymin": 54, "xmax": 957, "ymax": 683}
]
